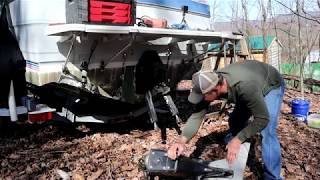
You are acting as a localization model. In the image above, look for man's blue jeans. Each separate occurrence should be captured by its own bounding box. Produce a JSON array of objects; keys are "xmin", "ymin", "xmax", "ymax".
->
[
  {"xmin": 262, "ymin": 82, "xmax": 285, "ymax": 180},
  {"xmin": 228, "ymin": 81, "xmax": 284, "ymax": 180}
]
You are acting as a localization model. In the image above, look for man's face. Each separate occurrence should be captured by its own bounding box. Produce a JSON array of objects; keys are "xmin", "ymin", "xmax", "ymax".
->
[{"xmin": 203, "ymin": 86, "xmax": 220, "ymax": 102}]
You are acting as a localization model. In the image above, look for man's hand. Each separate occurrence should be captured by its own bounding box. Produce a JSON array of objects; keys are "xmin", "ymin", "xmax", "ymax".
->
[
  {"xmin": 167, "ymin": 136, "xmax": 188, "ymax": 160},
  {"xmin": 226, "ymin": 137, "xmax": 241, "ymax": 165},
  {"xmin": 167, "ymin": 142, "xmax": 186, "ymax": 160}
]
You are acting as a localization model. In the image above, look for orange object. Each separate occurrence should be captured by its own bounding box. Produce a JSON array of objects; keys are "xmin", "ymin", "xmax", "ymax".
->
[{"xmin": 144, "ymin": 18, "xmax": 167, "ymax": 28}]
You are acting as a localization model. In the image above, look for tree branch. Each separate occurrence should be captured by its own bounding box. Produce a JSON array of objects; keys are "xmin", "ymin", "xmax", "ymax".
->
[
  {"xmin": 301, "ymin": 2, "xmax": 320, "ymax": 20},
  {"xmin": 274, "ymin": 27, "xmax": 296, "ymax": 37},
  {"xmin": 274, "ymin": 0, "xmax": 320, "ymax": 24}
]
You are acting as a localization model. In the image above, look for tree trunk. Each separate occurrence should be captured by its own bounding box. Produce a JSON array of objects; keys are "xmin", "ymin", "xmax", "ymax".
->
[
  {"xmin": 297, "ymin": 0, "xmax": 304, "ymax": 99},
  {"xmin": 261, "ymin": 0, "xmax": 268, "ymax": 63},
  {"xmin": 241, "ymin": 0, "xmax": 252, "ymax": 59}
]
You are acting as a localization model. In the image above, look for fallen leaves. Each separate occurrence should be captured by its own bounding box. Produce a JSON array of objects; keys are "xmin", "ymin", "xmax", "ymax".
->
[
  {"xmin": 279, "ymin": 89, "xmax": 320, "ymax": 179},
  {"xmin": 0, "ymin": 88, "xmax": 319, "ymax": 179},
  {"xmin": 87, "ymin": 169, "xmax": 104, "ymax": 180}
]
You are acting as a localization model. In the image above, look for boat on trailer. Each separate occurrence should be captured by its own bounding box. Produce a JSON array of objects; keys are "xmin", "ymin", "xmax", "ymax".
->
[{"xmin": 9, "ymin": 0, "xmax": 247, "ymax": 127}]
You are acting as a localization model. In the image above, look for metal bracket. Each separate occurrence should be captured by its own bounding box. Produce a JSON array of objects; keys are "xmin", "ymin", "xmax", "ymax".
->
[
  {"xmin": 163, "ymin": 95, "xmax": 181, "ymax": 124},
  {"xmin": 145, "ymin": 91, "xmax": 159, "ymax": 130}
]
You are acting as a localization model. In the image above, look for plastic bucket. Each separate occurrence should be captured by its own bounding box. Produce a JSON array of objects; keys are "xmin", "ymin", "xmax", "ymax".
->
[{"xmin": 291, "ymin": 99, "xmax": 310, "ymax": 121}]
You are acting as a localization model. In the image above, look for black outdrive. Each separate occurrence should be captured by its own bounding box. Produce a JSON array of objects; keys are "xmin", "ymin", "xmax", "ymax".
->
[{"xmin": 143, "ymin": 149, "xmax": 234, "ymax": 180}]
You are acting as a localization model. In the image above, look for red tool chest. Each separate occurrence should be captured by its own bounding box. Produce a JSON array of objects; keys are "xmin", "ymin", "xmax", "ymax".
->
[
  {"xmin": 89, "ymin": 0, "xmax": 132, "ymax": 24},
  {"xmin": 66, "ymin": 0, "xmax": 135, "ymax": 25}
]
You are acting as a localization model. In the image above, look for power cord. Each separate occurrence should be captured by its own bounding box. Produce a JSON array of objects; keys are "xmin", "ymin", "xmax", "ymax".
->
[{"xmin": 136, "ymin": 16, "xmax": 152, "ymax": 27}]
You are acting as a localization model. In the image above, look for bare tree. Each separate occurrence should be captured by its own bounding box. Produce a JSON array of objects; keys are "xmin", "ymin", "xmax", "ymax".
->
[
  {"xmin": 241, "ymin": 0, "xmax": 253, "ymax": 58},
  {"xmin": 241, "ymin": 0, "xmax": 249, "ymax": 36},
  {"xmin": 260, "ymin": 0, "xmax": 272, "ymax": 63},
  {"xmin": 209, "ymin": 0, "xmax": 219, "ymax": 30},
  {"xmin": 287, "ymin": 18, "xmax": 294, "ymax": 64},
  {"xmin": 230, "ymin": 0, "xmax": 241, "ymax": 32},
  {"xmin": 274, "ymin": 0, "xmax": 320, "ymax": 24},
  {"xmin": 270, "ymin": 5, "xmax": 279, "ymax": 69},
  {"xmin": 296, "ymin": 0, "xmax": 305, "ymax": 99},
  {"xmin": 270, "ymin": 0, "xmax": 320, "ymax": 95}
]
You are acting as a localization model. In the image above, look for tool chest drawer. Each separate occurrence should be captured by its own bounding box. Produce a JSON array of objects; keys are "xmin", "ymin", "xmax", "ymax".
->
[{"xmin": 66, "ymin": 0, "xmax": 135, "ymax": 25}]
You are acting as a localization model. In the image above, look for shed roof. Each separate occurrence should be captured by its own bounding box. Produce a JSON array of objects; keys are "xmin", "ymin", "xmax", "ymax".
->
[
  {"xmin": 248, "ymin": 35, "xmax": 276, "ymax": 50},
  {"xmin": 207, "ymin": 41, "xmax": 241, "ymax": 52}
]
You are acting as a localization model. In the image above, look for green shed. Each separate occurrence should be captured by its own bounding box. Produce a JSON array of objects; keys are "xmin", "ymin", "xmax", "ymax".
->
[{"xmin": 249, "ymin": 35, "xmax": 282, "ymax": 70}]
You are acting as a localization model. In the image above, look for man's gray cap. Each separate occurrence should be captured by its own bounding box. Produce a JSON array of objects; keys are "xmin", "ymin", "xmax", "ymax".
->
[{"xmin": 188, "ymin": 70, "xmax": 219, "ymax": 104}]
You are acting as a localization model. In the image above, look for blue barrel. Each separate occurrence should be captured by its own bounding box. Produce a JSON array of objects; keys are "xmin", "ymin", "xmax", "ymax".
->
[{"xmin": 291, "ymin": 99, "xmax": 310, "ymax": 121}]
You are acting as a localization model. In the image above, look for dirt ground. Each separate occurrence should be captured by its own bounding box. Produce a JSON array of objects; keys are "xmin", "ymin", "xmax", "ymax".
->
[{"xmin": 0, "ymin": 88, "xmax": 319, "ymax": 180}]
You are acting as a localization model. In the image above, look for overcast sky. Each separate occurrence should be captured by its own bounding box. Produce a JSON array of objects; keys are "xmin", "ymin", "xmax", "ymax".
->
[
  {"xmin": 211, "ymin": 0, "xmax": 320, "ymax": 22},
  {"xmin": 212, "ymin": 0, "xmax": 261, "ymax": 22}
]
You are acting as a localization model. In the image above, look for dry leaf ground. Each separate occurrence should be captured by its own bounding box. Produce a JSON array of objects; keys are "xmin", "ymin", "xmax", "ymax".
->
[{"xmin": 0, "ymin": 89, "xmax": 319, "ymax": 179}]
